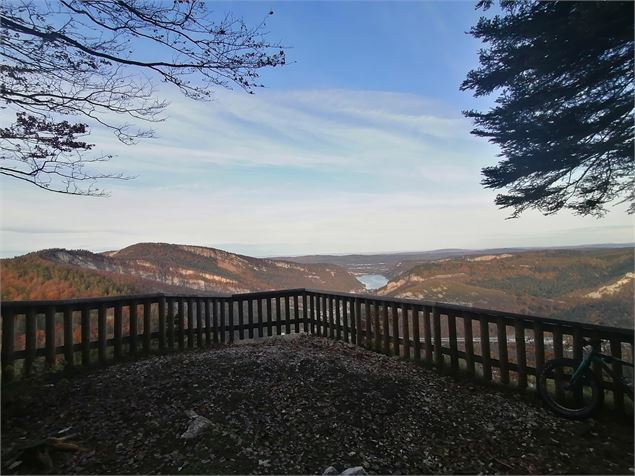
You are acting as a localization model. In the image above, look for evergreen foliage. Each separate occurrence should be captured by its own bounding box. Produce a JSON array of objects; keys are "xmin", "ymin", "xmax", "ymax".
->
[{"xmin": 462, "ymin": 1, "xmax": 634, "ymax": 217}]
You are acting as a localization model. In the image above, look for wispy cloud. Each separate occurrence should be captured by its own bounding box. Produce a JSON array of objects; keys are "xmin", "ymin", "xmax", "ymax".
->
[{"xmin": 1, "ymin": 88, "xmax": 632, "ymax": 257}]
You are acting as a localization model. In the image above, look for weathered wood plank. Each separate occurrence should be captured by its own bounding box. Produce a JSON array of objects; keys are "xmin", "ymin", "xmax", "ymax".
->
[
  {"xmin": 373, "ymin": 301, "xmax": 381, "ymax": 351},
  {"xmin": 197, "ymin": 299, "xmax": 204, "ymax": 346},
  {"xmin": 238, "ymin": 299, "xmax": 245, "ymax": 340},
  {"xmin": 294, "ymin": 295, "xmax": 300, "ymax": 334},
  {"xmin": 114, "ymin": 303, "xmax": 123, "ymax": 358},
  {"xmin": 81, "ymin": 306, "xmax": 91, "ymax": 365},
  {"xmin": 382, "ymin": 303, "xmax": 390, "ymax": 355},
  {"xmin": 212, "ymin": 299, "xmax": 219, "ymax": 344},
  {"xmin": 412, "ymin": 306, "xmax": 421, "ymax": 362},
  {"xmin": 342, "ymin": 298, "xmax": 349, "ymax": 343},
  {"xmin": 219, "ymin": 300, "xmax": 226, "ymax": 344},
  {"xmin": 187, "ymin": 299, "xmax": 195, "ymax": 348},
  {"xmin": 45, "ymin": 306, "xmax": 56, "ymax": 368},
  {"xmin": 143, "ymin": 301, "xmax": 151, "ymax": 353},
  {"xmin": 158, "ymin": 296, "xmax": 166, "ymax": 350},
  {"xmin": 423, "ymin": 307, "xmax": 433, "ymax": 364},
  {"xmin": 257, "ymin": 298, "xmax": 264, "ymax": 338},
  {"xmin": 98, "ymin": 304, "xmax": 107, "ymax": 363},
  {"xmin": 177, "ymin": 299, "xmax": 185, "ymax": 350},
  {"xmin": 464, "ymin": 312, "xmax": 475, "ymax": 376},
  {"xmin": 285, "ymin": 296, "xmax": 291, "ymax": 335},
  {"xmin": 315, "ymin": 295, "xmax": 322, "ymax": 337},
  {"xmin": 402, "ymin": 305, "xmax": 411, "ymax": 360},
  {"xmin": 515, "ymin": 319, "xmax": 527, "ymax": 389},
  {"xmin": 479, "ymin": 315, "xmax": 492, "ymax": 381},
  {"xmin": 267, "ymin": 297, "xmax": 273, "ymax": 337},
  {"xmin": 248, "ymin": 299, "xmax": 255, "ymax": 339},
  {"xmin": 553, "ymin": 326, "xmax": 564, "ymax": 399},
  {"xmin": 365, "ymin": 300, "xmax": 372, "ymax": 348},
  {"xmin": 228, "ymin": 299, "xmax": 235, "ymax": 343},
  {"xmin": 205, "ymin": 299, "xmax": 212, "ymax": 345},
  {"xmin": 448, "ymin": 311, "xmax": 458, "ymax": 372},
  {"xmin": 302, "ymin": 293, "xmax": 309, "ymax": 333},
  {"xmin": 354, "ymin": 298, "xmax": 362, "ymax": 346},
  {"xmin": 64, "ymin": 306, "xmax": 74, "ymax": 366},
  {"xmin": 1, "ymin": 309, "xmax": 16, "ymax": 382},
  {"xmin": 335, "ymin": 297, "xmax": 341, "ymax": 340},
  {"xmin": 25, "ymin": 309, "xmax": 36, "ymax": 376},
  {"xmin": 496, "ymin": 317, "xmax": 509, "ymax": 384},
  {"xmin": 275, "ymin": 297, "xmax": 282, "ymax": 336},
  {"xmin": 392, "ymin": 305, "xmax": 400, "ymax": 356},
  {"xmin": 533, "ymin": 321, "xmax": 545, "ymax": 377},
  {"xmin": 433, "ymin": 307, "xmax": 442, "ymax": 367}
]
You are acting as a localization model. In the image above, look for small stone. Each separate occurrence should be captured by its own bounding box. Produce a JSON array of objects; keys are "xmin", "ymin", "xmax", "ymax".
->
[
  {"xmin": 323, "ymin": 466, "xmax": 338, "ymax": 475},
  {"xmin": 341, "ymin": 467, "xmax": 368, "ymax": 476},
  {"xmin": 348, "ymin": 451, "xmax": 357, "ymax": 456}
]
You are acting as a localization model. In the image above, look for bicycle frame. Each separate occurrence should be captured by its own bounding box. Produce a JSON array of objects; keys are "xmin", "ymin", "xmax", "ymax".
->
[{"xmin": 570, "ymin": 345, "xmax": 634, "ymax": 400}]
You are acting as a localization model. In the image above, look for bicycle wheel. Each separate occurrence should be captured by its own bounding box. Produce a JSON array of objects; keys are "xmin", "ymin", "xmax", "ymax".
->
[{"xmin": 537, "ymin": 358, "xmax": 603, "ymax": 419}]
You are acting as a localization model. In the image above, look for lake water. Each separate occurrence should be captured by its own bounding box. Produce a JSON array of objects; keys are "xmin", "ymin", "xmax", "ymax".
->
[{"xmin": 356, "ymin": 274, "xmax": 389, "ymax": 290}]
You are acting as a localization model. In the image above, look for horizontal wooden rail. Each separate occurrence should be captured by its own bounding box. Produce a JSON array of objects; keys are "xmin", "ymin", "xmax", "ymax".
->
[{"xmin": 2, "ymin": 288, "xmax": 633, "ymax": 414}]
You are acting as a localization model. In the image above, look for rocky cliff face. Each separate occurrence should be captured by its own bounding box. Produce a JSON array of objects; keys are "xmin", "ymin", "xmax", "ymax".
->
[{"xmin": 3, "ymin": 243, "xmax": 364, "ymax": 300}]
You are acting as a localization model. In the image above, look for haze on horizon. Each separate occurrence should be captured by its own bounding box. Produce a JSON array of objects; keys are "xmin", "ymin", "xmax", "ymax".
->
[{"xmin": 1, "ymin": 2, "xmax": 633, "ymax": 259}]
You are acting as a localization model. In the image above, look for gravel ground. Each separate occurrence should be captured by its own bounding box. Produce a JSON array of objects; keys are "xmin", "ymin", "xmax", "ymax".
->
[{"xmin": 2, "ymin": 334, "xmax": 633, "ymax": 475}]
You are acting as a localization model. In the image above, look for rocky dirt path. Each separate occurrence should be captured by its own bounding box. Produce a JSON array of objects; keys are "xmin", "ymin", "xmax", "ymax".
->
[{"xmin": 2, "ymin": 335, "xmax": 633, "ymax": 475}]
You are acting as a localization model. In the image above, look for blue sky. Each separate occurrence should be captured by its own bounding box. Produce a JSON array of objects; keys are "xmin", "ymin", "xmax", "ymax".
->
[{"xmin": 1, "ymin": 1, "xmax": 632, "ymax": 258}]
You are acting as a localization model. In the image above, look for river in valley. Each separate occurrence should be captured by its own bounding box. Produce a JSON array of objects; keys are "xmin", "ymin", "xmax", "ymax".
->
[{"xmin": 356, "ymin": 274, "xmax": 389, "ymax": 290}]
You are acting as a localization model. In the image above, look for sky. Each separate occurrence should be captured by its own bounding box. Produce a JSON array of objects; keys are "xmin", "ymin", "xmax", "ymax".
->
[{"xmin": 1, "ymin": 1, "xmax": 633, "ymax": 258}]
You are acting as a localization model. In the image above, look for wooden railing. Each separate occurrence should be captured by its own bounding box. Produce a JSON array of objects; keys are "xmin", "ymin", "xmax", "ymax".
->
[{"xmin": 1, "ymin": 289, "xmax": 633, "ymax": 412}]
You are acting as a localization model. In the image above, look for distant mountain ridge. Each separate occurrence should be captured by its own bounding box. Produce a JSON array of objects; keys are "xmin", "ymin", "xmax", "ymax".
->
[
  {"xmin": 377, "ymin": 247, "xmax": 634, "ymax": 329},
  {"xmin": 1, "ymin": 243, "xmax": 364, "ymax": 301},
  {"xmin": 274, "ymin": 243, "xmax": 634, "ymax": 276}
]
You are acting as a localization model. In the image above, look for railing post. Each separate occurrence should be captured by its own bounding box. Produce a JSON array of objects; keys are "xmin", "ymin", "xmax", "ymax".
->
[
  {"xmin": 81, "ymin": 305, "xmax": 90, "ymax": 366},
  {"xmin": 354, "ymin": 298, "xmax": 362, "ymax": 347},
  {"xmin": 158, "ymin": 296, "xmax": 166, "ymax": 351},
  {"xmin": 45, "ymin": 305, "xmax": 56, "ymax": 368},
  {"xmin": 382, "ymin": 302, "xmax": 390, "ymax": 355},
  {"xmin": 187, "ymin": 299, "xmax": 194, "ymax": 348},
  {"xmin": 238, "ymin": 299, "xmax": 245, "ymax": 340},
  {"xmin": 25, "ymin": 308, "xmax": 36, "ymax": 376},
  {"xmin": 533, "ymin": 320, "xmax": 544, "ymax": 378},
  {"xmin": 177, "ymin": 299, "xmax": 185, "ymax": 350},
  {"xmin": 98, "ymin": 303, "xmax": 107, "ymax": 364},
  {"xmin": 373, "ymin": 301, "xmax": 380, "ymax": 350},
  {"xmin": 130, "ymin": 300, "xmax": 138, "ymax": 355},
  {"xmin": 143, "ymin": 301, "xmax": 151, "ymax": 353},
  {"xmin": 433, "ymin": 306, "xmax": 442, "ymax": 367},
  {"xmin": 228, "ymin": 298, "xmax": 235, "ymax": 343},
  {"xmin": 463, "ymin": 312, "xmax": 475, "ymax": 376},
  {"xmin": 166, "ymin": 298, "xmax": 175, "ymax": 350},
  {"xmin": 197, "ymin": 298, "xmax": 204, "ymax": 346},
  {"xmin": 496, "ymin": 317, "xmax": 509, "ymax": 384},
  {"xmin": 249, "ymin": 299, "xmax": 255, "ymax": 339},
  {"xmin": 302, "ymin": 292, "xmax": 309, "ymax": 334},
  {"xmin": 392, "ymin": 304, "xmax": 400, "ymax": 356},
  {"xmin": 207, "ymin": 299, "xmax": 214, "ymax": 344},
  {"xmin": 1, "ymin": 309, "xmax": 16, "ymax": 382},
  {"xmin": 479, "ymin": 315, "xmax": 492, "ymax": 381},
  {"xmin": 212, "ymin": 299, "xmax": 219, "ymax": 344},
  {"xmin": 365, "ymin": 300, "xmax": 372, "ymax": 349},
  {"xmin": 402, "ymin": 304, "xmax": 410, "ymax": 360},
  {"xmin": 64, "ymin": 306, "xmax": 74, "ymax": 366},
  {"xmin": 412, "ymin": 306, "xmax": 421, "ymax": 362},
  {"xmin": 342, "ymin": 298, "xmax": 349, "ymax": 343},
  {"xmin": 294, "ymin": 295, "xmax": 300, "ymax": 335},
  {"xmin": 334, "ymin": 296, "xmax": 341, "ymax": 340},
  {"xmin": 448, "ymin": 311, "xmax": 458, "ymax": 372},
  {"xmin": 515, "ymin": 319, "xmax": 527, "ymax": 389},
  {"xmin": 114, "ymin": 302, "xmax": 123, "ymax": 359},
  {"xmin": 257, "ymin": 298, "xmax": 264, "ymax": 338},
  {"xmin": 423, "ymin": 307, "xmax": 433, "ymax": 364}
]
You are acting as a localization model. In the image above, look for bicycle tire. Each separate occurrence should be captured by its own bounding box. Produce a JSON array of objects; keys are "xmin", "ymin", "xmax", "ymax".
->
[{"xmin": 538, "ymin": 358, "xmax": 603, "ymax": 419}]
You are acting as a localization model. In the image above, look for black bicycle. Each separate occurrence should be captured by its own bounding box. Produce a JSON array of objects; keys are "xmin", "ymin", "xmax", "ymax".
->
[{"xmin": 537, "ymin": 338, "xmax": 634, "ymax": 419}]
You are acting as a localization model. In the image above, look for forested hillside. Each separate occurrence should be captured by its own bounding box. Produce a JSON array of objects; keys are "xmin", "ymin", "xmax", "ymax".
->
[
  {"xmin": 1, "ymin": 243, "xmax": 364, "ymax": 301},
  {"xmin": 378, "ymin": 248, "xmax": 634, "ymax": 328}
]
